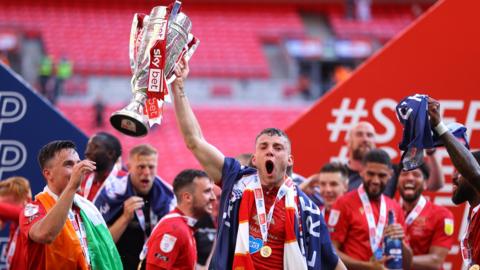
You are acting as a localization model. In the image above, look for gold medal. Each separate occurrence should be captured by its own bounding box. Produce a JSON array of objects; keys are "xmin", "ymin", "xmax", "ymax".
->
[
  {"xmin": 469, "ymin": 265, "xmax": 480, "ymax": 270},
  {"xmin": 260, "ymin": 245, "xmax": 272, "ymax": 258}
]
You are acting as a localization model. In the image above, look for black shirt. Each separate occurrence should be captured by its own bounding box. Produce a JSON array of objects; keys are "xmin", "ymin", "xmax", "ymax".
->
[
  {"xmin": 110, "ymin": 196, "xmax": 152, "ymax": 270},
  {"xmin": 194, "ymin": 214, "xmax": 216, "ymax": 266}
]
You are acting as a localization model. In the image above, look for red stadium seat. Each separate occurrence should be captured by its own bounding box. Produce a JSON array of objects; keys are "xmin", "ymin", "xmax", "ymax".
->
[{"xmin": 0, "ymin": 1, "xmax": 304, "ymax": 78}]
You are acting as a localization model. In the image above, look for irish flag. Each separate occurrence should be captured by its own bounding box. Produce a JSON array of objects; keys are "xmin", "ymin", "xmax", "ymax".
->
[{"xmin": 74, "ymin": 196, "xmax": 123, "ymax": 270}]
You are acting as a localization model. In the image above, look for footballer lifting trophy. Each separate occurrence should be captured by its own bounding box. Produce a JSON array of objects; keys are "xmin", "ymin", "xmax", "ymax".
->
[{"xmin": 110, "ymin": 1, "xmax": 199, "ymax": 137}]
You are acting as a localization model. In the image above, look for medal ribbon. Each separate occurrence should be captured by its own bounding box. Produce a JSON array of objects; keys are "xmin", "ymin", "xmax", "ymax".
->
[
  {"xmin": 83, "ymin": 173, "xmax": 94, "ymax": 201},
  {"xmin": 461, "ymin": 204, "xmax": 480, "ymax": 266},
  {"xmin": 405, "ymin": 195, "xmax": 427, "ymax": 226},
  {"xmin": 83, "ymin": 165, "xmax": 120, "ymax": 201},
  {"xmin": 252, "ymin": 175, "xmax": 294, "ymax": 245},
  {"xmin": 358, "ymin": 185, "xmax": 387, "ymax": 255},
  {"xmin": 135, "ymin": 207, "xmax": 149, "ymax": 239},
  {"xmin": 68, "ymin": 210, "xmax": 91, "ymax": 266}
]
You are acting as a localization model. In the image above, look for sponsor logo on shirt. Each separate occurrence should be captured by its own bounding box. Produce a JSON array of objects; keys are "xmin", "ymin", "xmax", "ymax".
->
[
  {"xmin": 444, "ymin": 218, "xmax": 454, "ymax": 236},
  {"xmin": 154, "ymin": 253, "xmax": 169, "ymax": 262}
]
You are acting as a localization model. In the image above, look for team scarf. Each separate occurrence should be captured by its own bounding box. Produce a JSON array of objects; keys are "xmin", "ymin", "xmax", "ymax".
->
[
  {"xmin": 94, "ymin": 174, "xmax": 176, "ymax": 227},
  {"xmin": 36, "ymin": 187, "xmax": 123, "ymax": 270},
  {"xmin": 231, "ymin": 174, "xmax": 307, "ymax": 270}
]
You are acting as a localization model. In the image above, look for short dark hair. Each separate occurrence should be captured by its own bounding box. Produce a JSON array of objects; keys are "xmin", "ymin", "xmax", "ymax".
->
[
  {"xmin": 255, "ymin": 128, "xmax": 289, "ymax": 142},
  {"xmin": 362, "ymin": 149, "xmax": 392, "ymax": 168},
  {"xmin": 320, "ymin": 162, "xmax": 349, "ymax": 179},
  {"xmin": 255, "ymin": 128, "xmax": 291, "ymax": 152},
  {"xmin": 398, "ymin": 162, "xmax": 430, "ymax": 180},
  {"xmin": 173, "ymin": 169, "xmax": 209, "ymax": 202},
  {"xmin": 38, "ymin": 140, "xmax": 76, "ymax": 169},
  {"xmin": 94, "ymin": 132, "xmax": 122, "ymax": 160}
]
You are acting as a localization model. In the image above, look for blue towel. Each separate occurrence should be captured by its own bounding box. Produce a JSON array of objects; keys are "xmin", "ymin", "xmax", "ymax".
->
[
  {"xmin": 396, "ymin": 94, "xmax": 470, "ymax": 171},
  {"xmin": 396, "ymin": 94, "xmax": 434, "ymax": 171}
]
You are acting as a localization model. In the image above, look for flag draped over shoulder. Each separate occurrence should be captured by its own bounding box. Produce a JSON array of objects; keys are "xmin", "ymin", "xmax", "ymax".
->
[
  {"xmin": 94, "ymin": 174, "xmax": 175, "ymax": 224},
  {"xmin": 36, "ymin": 191, "xmax": 123, "ymax": 270},
  {"xmin": 74, "ymin": 196, "xmax": 123, "ymax": 270}
]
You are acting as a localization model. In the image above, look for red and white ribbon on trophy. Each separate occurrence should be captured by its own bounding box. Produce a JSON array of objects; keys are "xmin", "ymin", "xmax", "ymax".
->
[
  {"xmin": 144, "ymin": 3, "xmax": 200, "ymax": 127},
  {"xmin": 144, "ymin": 6, "xmax": 170, "ymax": 127}
]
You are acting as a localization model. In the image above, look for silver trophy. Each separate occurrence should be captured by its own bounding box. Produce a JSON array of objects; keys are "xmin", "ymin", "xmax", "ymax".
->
[{"xmin": 110, "ymin": 1, "xmax": 198, "ymax": 137}]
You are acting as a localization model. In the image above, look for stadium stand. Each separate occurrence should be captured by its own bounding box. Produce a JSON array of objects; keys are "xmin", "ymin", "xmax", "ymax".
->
[
  {"xmin": 0, "ymin": 1, "xmax": 305, "ymax": 78},
  {"xmin": 0, "ymin": 0, "xmax": 421, "ymax": 78},
  {"xmin": 328, "ymin": 5, "xmax": 415, "ymax": 42}
]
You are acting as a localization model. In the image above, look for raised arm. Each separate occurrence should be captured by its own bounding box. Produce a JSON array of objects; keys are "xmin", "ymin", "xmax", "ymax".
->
[
  {"xmin": 171, "ymin": 59, "xmax": 225, "ymax": 183},
  {"xmin": 428, "ymin": 97, "xmax": 480, "ymax": 193},
  {"xmin": 29, "ymin": 160, "xmax": 96, "ymax": 244}
]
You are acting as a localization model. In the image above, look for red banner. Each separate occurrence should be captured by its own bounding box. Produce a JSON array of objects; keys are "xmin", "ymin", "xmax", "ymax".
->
[{"xmin": 286, "ymin": 0, "xmax": 480, "ymax": 268}]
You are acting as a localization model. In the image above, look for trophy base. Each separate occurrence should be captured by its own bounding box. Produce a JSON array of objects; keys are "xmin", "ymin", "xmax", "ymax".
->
[{"xmin": 110, "ymin": 110, "xmax": 149, "ymax": 137}]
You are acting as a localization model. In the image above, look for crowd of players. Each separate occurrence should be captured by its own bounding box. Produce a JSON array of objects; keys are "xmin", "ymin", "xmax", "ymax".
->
[{"xmin": 0, "ymin": 59, "xmax": 479, "ymax": 270}]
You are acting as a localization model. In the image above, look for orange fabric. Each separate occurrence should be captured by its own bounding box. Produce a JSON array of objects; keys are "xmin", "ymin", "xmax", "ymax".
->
[{"xmin": 36, "ymin": 192, "xmax": 89, "ymax": 270}]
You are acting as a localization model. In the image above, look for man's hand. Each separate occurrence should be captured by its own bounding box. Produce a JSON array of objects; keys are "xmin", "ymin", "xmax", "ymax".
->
[
  {"xmin": 369, "ymin": 256, "xmax": 390, "ymax": 270},
  {"xmin": 68, "ymin": 160, "xmax": 96, "ymax": 191},
  {"xmin": 171, "ymin": 57, "xmax": 190, "ymax": 95},
  {"xmin": 299, "ymin": 174, "xmax": 320, "ymax": 196},
  {"xmin": 427, "ymin": 97, "xmax": 442, "ymax": 127},
  {"xmin": 384, "ymin": 223, "xmax": 405, "ymax": 240},
  {"xmin": 122, "ymin": 196, "xmax": 144, "ymax": 221}
]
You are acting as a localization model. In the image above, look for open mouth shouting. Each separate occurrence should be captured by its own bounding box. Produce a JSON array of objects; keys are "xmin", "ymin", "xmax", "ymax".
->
[
  {"xmin": 265, "ymin": 160, "xmax": 274, "ymax": 176},
  {"xmin": 140, "ymin": 179, "xmax": 150, "ymax": 187}
]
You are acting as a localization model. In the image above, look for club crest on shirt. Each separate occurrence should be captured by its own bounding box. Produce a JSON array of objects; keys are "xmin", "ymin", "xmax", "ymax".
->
[
  {"xmin": 444, "ymin": 218, "xmax": 454, "ymax": 236},
  {"xmin": 328, "ymin": 209, "xmax": 340, "ymax": 226},
  {"xmin": 160, "ymin": 233, "xmax": 177, "ymax": 253},
  {"xmin": 415, "ymin": 216, "xmax": 426, "ymax": 226},
  {"xmin": 253, "ymin": 214, "xmax": 275, "ymax": 226},
  {"xmin": 24, "ymin": 203, "xmax": 39, "ymax": 217}
]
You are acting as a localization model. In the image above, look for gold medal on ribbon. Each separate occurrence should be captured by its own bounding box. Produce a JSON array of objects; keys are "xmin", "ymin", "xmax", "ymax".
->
[
  {"xmin": 469, "ymin": 265, "xmax": 480, "ymax": 270},
  {"xmin": 260, "ymin": 245, "xmax": 272, "ymax": 258}
]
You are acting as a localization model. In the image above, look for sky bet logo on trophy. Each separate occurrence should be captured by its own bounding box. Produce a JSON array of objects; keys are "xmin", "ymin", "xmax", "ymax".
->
[{"xmin": 110, "ymin": 1, "xmax": 199, "ymax": 137}]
